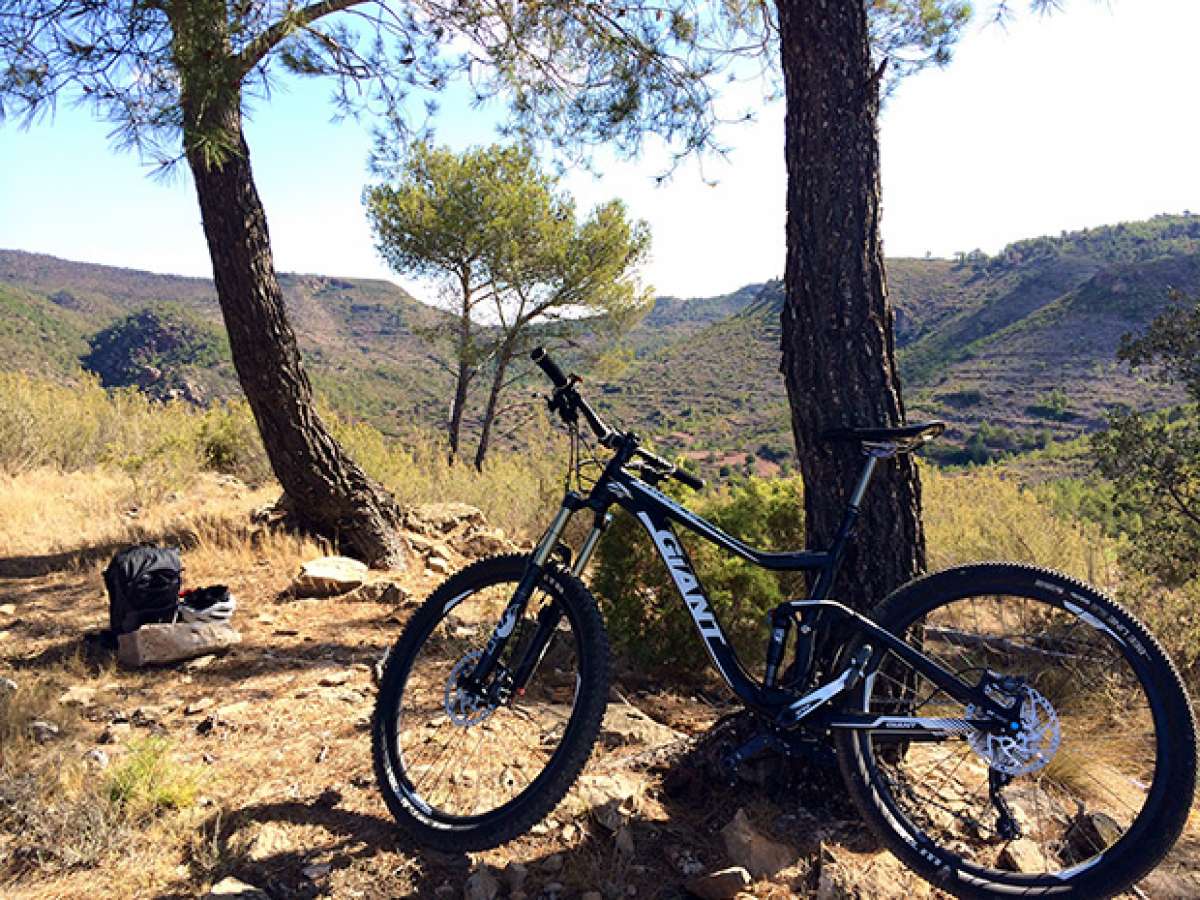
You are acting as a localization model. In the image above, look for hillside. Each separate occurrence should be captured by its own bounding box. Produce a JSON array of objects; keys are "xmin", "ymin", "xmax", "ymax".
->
[
  {"xmin": 607, "ymin": 214, "xmax": 1199, "ymax": 471},
  {"xmin": 2, "ymin": 213, "xmax": 1197, "ymax": 469},
  {"xmin": 0, "ymin": 250, "xmax": 453, "ymax": 432}
]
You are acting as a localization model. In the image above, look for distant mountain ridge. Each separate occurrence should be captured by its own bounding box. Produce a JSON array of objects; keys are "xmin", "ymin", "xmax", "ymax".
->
[{"xmin": 2, "ymin": 212, "xmax": 1197, "ymax": 470}]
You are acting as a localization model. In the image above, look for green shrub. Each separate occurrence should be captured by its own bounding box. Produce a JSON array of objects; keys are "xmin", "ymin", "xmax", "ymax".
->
[
  {"xmin": 106, "ymin": 737, "xmax": 199, "ymax": 817},
  {"xmin": 592, "ymin": 476, "xmax": 805, "ymax": 674}
]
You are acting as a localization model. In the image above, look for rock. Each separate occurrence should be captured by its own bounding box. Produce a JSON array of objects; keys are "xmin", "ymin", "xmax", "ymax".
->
[
  {"xmin": 0, "ymin": 603, "xmax": 15, "ymax": 616},
  {"xmin": 666, "ymin": 847, "xmax": 705, "ymax": 877},
  {"xmin": 83, "ymin": 747, "xmax": 110, "ymax": 768},
  {"xmin": 562, "ymin": 822, "xmax": 580, "ymax": 841},
  {"xmin": 343, "ymin": 581, "xmax": 410, "ymax": 605},
  {"xmin": 720, "ymin": 809, "xmax": 795, "ymax": 880},
  {"xmin": 998, "ymin": 839, "xmax": 1045, "ymax": 873},
  {"xmin": 29, "ymin": 720, "xmax": 60, "ymax": 743},
  {"xmin": 615, "ymin": 825, "xmax": 636, "ymax": 858},
  {"xmin": 427, "ymin": 555, "xmax": 451, "ymax": 575},
  {"xmin": 247, "ymin": 822, "xmax": 291, "ymax": 862},
  {"xmin": 117, "ymin": 622, "xmax": 241, "ymax": 668},
  {"xmin": 571, "ymin": 772, "xmax": 646, "ymax": 831},
  {"xmin": 185, "ymin": 654, "xmax": 218, "ymax": 671},
  {"xmin": 185, "ymin": 698, "xmax": 217, "ymax": 715},
  {"xmin": 434, "ymin": 885, "xmax": 456, "ymax": 899},
  {"xmin": 459, "ymin": 528, "xmax": 514, "ymax": 558},
  {"xmin": 684, "ymin": 867, "xmax": 752, "ymax": 900},
  {"xmin": 1065, "ymin": 810, "xmax": 1123, "ymax": 859},
  {"xmin": 301, "ymin": 863, "xmax": 331, "ymax": 880},
  {"xmin": 100, "ymin": 722, "xmax": 132, "ymax": 743},
  {"xmin": 504, "ymin": 862, "xmax": 528, "ymax": 892},
  {"xmin": 215, "ymin": 701, "xmax": 252, "ymax": 724},
  {"xmin": 0, "ymin": 630, "xmax": 11, "ymax": 641},
  {"xmin": 292, "ymin": 556, "xmax": 369, "ymax": 598},
  {"xmin": 407, "ymin": 502, "xmax": 486, "ymax": 536},
  {"xmin": 0, "ymin": 676, "xmax": 18, "ymax": 694},
  {"xmin": 600, "ymin": 703, "xmax": 683, "ymax": 749},
  {"xmin": 59, "ymin": 684, "xmax": 100, "ymax": 707},
  {"xmin": 543, "ymin": 884, "xmax": 565, "ymax": 899},
  {"xmin": 319, "ymin": 671, "xmax": 352, "ymax": 687},
  {"xmin": 541, "ymin": 852, "xmax": 564, "ymax": 873},
  {"xmin": 464, "ymin": 866, "xmax": 500, "ymax": 900},
  {"xmin": 205, "ymin": 877, "xmax": 270, "ymax": 899}
]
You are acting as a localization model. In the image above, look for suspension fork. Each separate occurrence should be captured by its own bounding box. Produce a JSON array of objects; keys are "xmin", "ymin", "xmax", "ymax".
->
[
  {"xmin": 467, "ymin": 494, "xmax": 593, "ymax": 689},
  {"xmin": 509, "ymin": 511, "xmax": 611, "ymax": 694}
]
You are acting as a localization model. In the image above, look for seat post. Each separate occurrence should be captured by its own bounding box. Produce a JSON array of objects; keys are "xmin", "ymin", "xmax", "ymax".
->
[{"xmin": 848, "ymin": 442, "xmax": 895, "ymax": 509}]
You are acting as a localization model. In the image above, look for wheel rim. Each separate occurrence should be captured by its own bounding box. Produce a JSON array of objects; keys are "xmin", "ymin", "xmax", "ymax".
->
[
  {"xmin": 386, "ymin": 577, "xmax": 585, "ymax": 822},
  {"xmin": 853, "ymin": 588, "xmax": 1168, "ymax": 883}
]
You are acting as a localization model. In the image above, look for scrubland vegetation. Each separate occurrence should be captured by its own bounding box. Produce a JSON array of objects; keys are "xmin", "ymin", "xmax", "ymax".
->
[{"xmin": 3, "ymin": 367, "xmax": 1195, "ymax": 689}]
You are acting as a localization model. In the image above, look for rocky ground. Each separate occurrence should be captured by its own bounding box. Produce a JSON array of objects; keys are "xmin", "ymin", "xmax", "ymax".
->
[{"xmin": 1, "ymin": 495, "xmax": 1197, "ymax": 899}]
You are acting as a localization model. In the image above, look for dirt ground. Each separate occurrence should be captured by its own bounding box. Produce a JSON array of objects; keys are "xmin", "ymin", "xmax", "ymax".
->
[{"xmin": 0, "ymin": 494, "xmax": 1197, "ymax": 899}]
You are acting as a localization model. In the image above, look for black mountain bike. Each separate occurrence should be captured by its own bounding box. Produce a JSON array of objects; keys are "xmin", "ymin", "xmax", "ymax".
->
[{"xmin": 374, "ymin": 348, "xmax": 1197, "ymax": 898}]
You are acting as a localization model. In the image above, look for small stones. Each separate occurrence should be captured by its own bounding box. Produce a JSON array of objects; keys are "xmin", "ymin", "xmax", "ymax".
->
[
  {"xmin": 99, "ymin": 721, "xmax": 132, "ymax": 744},
  {"xmin": 464, "ymin": 866, "xmax": 500, "ymax": 900},
  {"xmin": 684, "ymin": 867, "xmax": 752, "ymax": 900},
  {"xmin": 998, "ymin": 839, "xmax": 1045, "ymax": 873},
  {"xmin": 28, "ymin": 720, "xmax": 60, "ymax": 743},
  {"xmin": 0, "ymin": 603, "xmax": 15, "ymax": 616},
  {"xmin": 185, "ymin": 654, "xmax": 218, "ymax": 671},
  {"xmin": 540, "ymin": 852, "xmax": 564, "ymax": 873},
  {"xmin": 614, "ymin": 825, "xmax": 636, "ymax": 858},
  {"xmin": 83, "ymin": 748, "xmax": 110, "ymax": 769},
  {"xmin": 205, "ymin": 876, "xmax": 270, "ymax": 899},
  {"xmin": 427, "ymin": 554, "xmax": 451, "ymax": 575},
  {"xmin": 720, "ymin": 808, "xmax": 796, "ymax": 879},
  {"xmin": 185, "ymin": 698, "xmax": 217, "ymax": 715},
  {"xmin": 503, "ymin": 862, "xmax": 528, "ymax": 893},
  {"xmin": 666, "ymin": 847, "xmax": 705, "ymax": 877},
  {"xmin": 0, "ymin": 676, "xmax": 17, "ymax": 694},
  {"xmin": 318, "ymin": 671, "xmax": 352, "ymax": 687},
  {"xmin": 301, "ymin": 863, "xmax": 332, "ymax": 880},
  {"xmin": 58, "ymin": 684, "xmax": 99, "ymax": 708}
]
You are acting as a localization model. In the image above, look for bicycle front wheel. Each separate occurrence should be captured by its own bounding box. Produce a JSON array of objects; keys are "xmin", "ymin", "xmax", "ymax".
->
[
  {"xmin": 834, "ymin": 563, "xmax": 1196, "ymax": 899},
  {"xmin": 372, "ymin": 554, "xmax": 610, "ymax": 851}
]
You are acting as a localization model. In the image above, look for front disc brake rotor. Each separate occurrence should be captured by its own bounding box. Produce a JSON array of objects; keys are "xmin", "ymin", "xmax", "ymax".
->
[{"xmin": 445, "ymin": 650, "xmax": 497, "ymax": 727}]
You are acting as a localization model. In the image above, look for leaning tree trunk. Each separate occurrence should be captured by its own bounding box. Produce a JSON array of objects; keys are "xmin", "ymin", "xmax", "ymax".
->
[
  {"xmin": 183, "ymin": 103, "xmax": 406, "ymax": 567},
  {"xmin": 775, "ymin": 0, "xmax": 926, "ymax": 611},
  {"xmin": 473, "ymin": 344, "xmax": 514, "ymax": 471}
]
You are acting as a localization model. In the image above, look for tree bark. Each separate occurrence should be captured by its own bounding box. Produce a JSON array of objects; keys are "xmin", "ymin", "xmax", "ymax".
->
[
  {"xmin": 169, "ymin": 6, "xmax": 406, "ymax": 567},
  {"xmin": 474, "ymin": 343, "xmax": 514, "ymax": 471},
  {"xmin": 775, "ymin": 0, "xmax": 926, "ymax": 610},
  {"xmin": 447, "ymin": 274, "xmax": 474, "ymax": 462}
]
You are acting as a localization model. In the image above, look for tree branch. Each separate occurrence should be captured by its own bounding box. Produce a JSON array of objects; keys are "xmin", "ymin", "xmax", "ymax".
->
[{"xmin": 236, "ymin": 0, "xmax": 369, "ymax": 77}]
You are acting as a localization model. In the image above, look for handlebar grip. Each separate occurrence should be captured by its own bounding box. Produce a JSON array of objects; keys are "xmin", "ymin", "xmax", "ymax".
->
[
  {"xmin": 530, "ymin": 347, "xmax": 568, "ymax": 389},
  {"xmin": 672, "ymin": 467, "xmax": 706, "ymax": 491}
]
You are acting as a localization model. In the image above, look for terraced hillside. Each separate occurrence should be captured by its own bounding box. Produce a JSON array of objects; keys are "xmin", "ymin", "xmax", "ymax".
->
[{"xmin": 2, "ymin": 213, "xmax": 1197, "ymax": 469}]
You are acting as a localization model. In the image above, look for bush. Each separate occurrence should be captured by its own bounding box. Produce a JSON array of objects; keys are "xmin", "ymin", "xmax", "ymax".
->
[{"xmin": 592, "ymin": 476, "xmax": 805, "ymax": 674}]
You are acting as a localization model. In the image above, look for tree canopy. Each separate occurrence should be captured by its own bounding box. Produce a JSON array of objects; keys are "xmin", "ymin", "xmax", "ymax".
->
[
  {"xmin": 1094, "ymin": 291, "xmax": 1200, "ymax": 587},
  {"xmin": 366, "ymin": 141, "xmax": 651, "ymax": 467}
]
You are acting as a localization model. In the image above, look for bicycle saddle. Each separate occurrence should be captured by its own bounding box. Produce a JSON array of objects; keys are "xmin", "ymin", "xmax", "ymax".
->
[{"xmin": 818, "ymin": 421, "xmax": 945, "ymax": 448}]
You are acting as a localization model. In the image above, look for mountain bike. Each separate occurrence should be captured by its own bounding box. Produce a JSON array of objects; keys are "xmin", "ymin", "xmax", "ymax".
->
[{"xmin": 373, "ymin": 348, "xmax": 1197, "ymax": 898}]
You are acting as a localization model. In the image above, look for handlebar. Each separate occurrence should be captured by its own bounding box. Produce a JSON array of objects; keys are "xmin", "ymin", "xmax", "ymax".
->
[
  {"xmin": 530, "ymin": 346, "xmax": 568, "ymax": 389},
  {"xmin": 530, "ymin": 347, "xmax": 706, "ymax": 492}
]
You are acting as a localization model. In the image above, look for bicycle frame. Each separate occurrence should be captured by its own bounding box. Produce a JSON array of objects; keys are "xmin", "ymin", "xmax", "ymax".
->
[{"xmin": 471, "ymin": 438, "xmax": 1021, "ymax": 736}]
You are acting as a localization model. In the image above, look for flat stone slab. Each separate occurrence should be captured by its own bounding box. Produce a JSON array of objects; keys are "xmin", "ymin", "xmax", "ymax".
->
[
  {"xmin": 117, "ymin": 622, "xmax": 241, "ymax": 668},
  {"xmin": 292, "ymin": 556, "xmax": 368, "ymax": 597}
]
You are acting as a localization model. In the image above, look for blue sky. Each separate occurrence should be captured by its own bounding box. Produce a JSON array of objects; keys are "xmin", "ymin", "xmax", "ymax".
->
[{"xmin": 1, "ymin": 0, "xmax": 1198, "ymax": 301}]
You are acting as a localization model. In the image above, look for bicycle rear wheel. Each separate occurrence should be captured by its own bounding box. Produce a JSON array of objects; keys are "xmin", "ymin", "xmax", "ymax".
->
[
  {"xmin": 372, "ymin": 554, "xmax": 610, "ymax": 851},
  {"xmin": 834, "ymin": 563, "xmax": 1196, "ymax": 899}
]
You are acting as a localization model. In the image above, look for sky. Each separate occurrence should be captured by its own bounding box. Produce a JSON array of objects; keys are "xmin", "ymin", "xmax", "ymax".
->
[{"xmin": 1, "ymin": 1, "xmax": 1198, "ymax": 302}]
